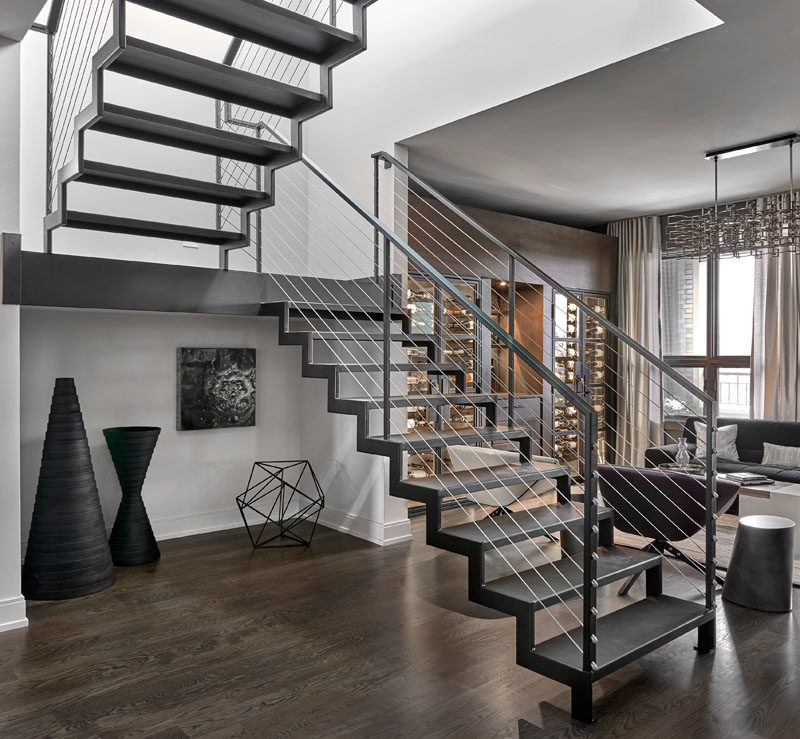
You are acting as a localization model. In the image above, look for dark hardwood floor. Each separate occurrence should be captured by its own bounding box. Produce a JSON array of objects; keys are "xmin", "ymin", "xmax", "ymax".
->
[{"xmin": 1, "ymin": 512, "xmax": 798, "ymax": 738}]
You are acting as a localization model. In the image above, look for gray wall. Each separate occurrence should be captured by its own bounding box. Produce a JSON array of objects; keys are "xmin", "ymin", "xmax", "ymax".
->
[{"xmin": 409, "ymin": 194, "xmax": 618, "ymax": 292}]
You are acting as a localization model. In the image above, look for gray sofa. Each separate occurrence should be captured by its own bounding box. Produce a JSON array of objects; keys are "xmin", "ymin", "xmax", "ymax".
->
[{"xmin": 645, "ymin": 416, "xmax": 800, "ymax": 484}]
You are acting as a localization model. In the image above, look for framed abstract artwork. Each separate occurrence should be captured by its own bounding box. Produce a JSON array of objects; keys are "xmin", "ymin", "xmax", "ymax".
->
[{"xmin": 177, "ymin": 348, "xmax": 256, "ymax": 431}]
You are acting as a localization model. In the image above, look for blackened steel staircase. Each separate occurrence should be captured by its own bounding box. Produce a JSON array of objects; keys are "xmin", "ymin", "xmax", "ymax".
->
[{"xmin": 41, "ymin": 0, "xmax": 721, "ymax": 724}]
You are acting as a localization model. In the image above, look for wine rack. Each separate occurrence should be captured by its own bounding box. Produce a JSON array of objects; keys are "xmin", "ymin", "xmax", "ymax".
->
[
  {"xmin": 405, "ymin": 274, "xmax": 482, "ymax": 482},
  {"xmin": 552, "ymin": 290, "xmax": 615, "ymax": 477}
]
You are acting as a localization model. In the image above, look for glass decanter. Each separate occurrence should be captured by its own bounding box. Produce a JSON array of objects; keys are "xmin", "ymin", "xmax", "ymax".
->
[{"xmin": 675, "ymin": 437, "xmax": 691, "ymax": 469}]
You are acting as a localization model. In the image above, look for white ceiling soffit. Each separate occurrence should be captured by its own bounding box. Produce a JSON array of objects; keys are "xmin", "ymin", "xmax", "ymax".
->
[
  {"xmin": 402, "ymin": 0, "xmax": 800, "ymax": 227},
  {"xmin": 0, "ymin": 0, "xmax": 48, "ymax": 42}
]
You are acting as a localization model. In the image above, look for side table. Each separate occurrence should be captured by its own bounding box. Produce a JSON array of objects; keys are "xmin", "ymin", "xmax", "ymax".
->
[{"xmin": 722, "ymin": 515, "xmax": 794, "ymax": 612}]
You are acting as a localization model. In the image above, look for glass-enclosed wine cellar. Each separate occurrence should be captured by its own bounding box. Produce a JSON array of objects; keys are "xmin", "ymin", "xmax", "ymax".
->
[
  {"xmin": 404, "ymin": 272, "xmax": 615, "ymax": 501},
  {"xmin": 552, "ymin": 291, "xmax": 615, "ymax": 477}
]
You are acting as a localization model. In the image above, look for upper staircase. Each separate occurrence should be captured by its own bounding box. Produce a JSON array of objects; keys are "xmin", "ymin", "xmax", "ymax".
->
[
  {"xmin": 44, "ymin": 0, "xmax": 374, "ymax": 263},
  {"xmin": 39, "ymin": 0, "xmax": 721, "ymax": 725}
]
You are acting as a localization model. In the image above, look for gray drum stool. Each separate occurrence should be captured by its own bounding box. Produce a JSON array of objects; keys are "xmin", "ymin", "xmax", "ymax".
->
[{"xmin": 722, "ymin": 515, "xmax": 794, "ymax": 613}]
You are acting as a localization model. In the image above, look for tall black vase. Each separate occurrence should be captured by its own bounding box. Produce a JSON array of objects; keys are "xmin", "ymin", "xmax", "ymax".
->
[
  {"xmin": 103, "ymin": 426, "xmax": 161, "ymax": 566},
  {"xmin": 22, "ymin": 378, "xmax": 116, "ymax": 600}
]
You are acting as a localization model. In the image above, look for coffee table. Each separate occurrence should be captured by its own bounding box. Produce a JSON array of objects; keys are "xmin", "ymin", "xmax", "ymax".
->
[{"xmin": 737, "ymin": 481, "xmax": 800, "ymax": 558}]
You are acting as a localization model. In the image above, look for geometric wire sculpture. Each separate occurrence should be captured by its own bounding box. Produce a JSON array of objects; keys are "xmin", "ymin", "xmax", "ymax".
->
[{"xmin": 235, "ymin": 460, "xmax": 324, "ymax": 548}]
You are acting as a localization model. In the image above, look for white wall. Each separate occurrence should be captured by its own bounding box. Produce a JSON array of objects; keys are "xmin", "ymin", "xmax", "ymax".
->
[
  {"xmin": 0, "ymin": 38, "xmax": 27, "ymax": 632},
  {"xmin": 19, "ymin": 308, "xmax": 309, "ymax": 546}
]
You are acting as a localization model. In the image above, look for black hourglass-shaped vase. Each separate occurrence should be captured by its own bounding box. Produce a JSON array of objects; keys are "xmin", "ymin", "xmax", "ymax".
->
[
  {"xmin": 22, "ymin": 378, "xmax": 116, "ymax": 600},
  {"xmin": 103, "ymin": 426, "xmax": 161, "ymax": 566}
]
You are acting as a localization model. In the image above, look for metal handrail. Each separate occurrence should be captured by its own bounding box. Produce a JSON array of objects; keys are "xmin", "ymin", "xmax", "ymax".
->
[
  {"xmin": 372, "ymin": 150, "xmax": 713, "ymax": 406},
  {"xmin": 47, "ymin": 0, "xmax": 67, "ymax": 34}
]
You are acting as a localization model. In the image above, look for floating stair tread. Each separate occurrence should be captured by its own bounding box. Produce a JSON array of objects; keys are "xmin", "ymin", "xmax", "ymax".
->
[
  {"xmin": 404, "ymin": 460, "xmax": 569, "ymax": 497},
  {"xmin": 110, "ymin": 38, "xmax": 325, "ymax": 117},
  {"xmin": 482, "ymin": 545, "xmax": 661, "ymax": 607},
  {"xmin": 77, "ymin": 160, "xmax": 266, "ymax": 206},
  {"xmin": 59, "ymin": 211, "xmax": 242, "ymax": 245},
  {"xmin": 312, "ymin": 331, "xmax": 435, "ymax": 345},
  {"xmin": 350, "ymin": 393, "xmax": 502, "ymax": 408},
  {"xmin": 332, "ymin": 363, "xmax": 466, "ymax": 374},
  {"xmin": 440, "ymin": 504, "xmax": 602, "ymax": 548},
  {"xmin": 131, "ymin": 0, "xmax": 359, "ymax": 64},
  {"xmin": 533, "ymin": 594, "xmax": 709, "ymax": 678},
  {"xmin": 93, "ymin": 104, "xmax": 294, "ymax": 165},
  {"xmin": 264, "ymin": 302, "xmax": 406, "ymax": 321},
  {"xmin": 380, "ymin": 424, "xmax": 531, "ymax": 451}
]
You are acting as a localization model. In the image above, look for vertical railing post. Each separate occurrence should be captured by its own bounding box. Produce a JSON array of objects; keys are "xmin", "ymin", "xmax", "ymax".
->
[
  {"xmin": 507, "ymin": 256, "xmax": 516, "ymax": 427},
  {"xmin": 704, "ymin": 398, "xmax": 718, "ymax": 611},
  {"xmin": 46, "ymin": 30, "xmax": 53, "ymax": 212},
  {"xmin": 215, "ymin": 100, "xmax": 223, "ymax": 232},
  {"xmin": 329, "ymin": 0, "xmax": 337, "ymax": 26},
  {"xmin": 582, "ymin": 410, "xmax": 599, "ymax": 673},
  {"xmin": 373, "ymin": 155, "xmax": 380, "ymax": 283},
  {"xmin": 255, "ymin": 127, "xmax": 264, "ymax": 273},
  {"xmin": 382, "ymin": 235, "xmax": 392, "ymax": 439}
]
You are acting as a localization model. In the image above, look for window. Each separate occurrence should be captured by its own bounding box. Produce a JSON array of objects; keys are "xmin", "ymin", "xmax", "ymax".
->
[{"xmin": 661, "ymin": 256, "xmax": 754, "ymax": 418}]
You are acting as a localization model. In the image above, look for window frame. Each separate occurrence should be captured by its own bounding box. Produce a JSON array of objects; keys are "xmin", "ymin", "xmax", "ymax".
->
[{"xmin": 663, "ymin": 256, "xmax": 752, "ymax": 417}]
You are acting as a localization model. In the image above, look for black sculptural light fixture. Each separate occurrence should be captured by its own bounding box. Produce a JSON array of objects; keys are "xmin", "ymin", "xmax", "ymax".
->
[
  {"xmin": 103, "ymin": 426, "xmax": 162, "ymax": 566},
  {"xmin": 22, "ymin": 378, "xmax": 116, "ymax": 600}
]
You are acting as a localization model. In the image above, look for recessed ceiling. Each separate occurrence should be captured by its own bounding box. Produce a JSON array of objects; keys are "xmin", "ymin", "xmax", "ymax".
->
[{"xmin": 402, "ymin": 0, "xmax": 800, "ymax": 227}]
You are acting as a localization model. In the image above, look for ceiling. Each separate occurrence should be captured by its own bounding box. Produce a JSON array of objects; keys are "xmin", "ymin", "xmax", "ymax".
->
[
  {"xmin": 402, "ymin": 0, "xmax": 800, "ymax": 227},
  {"xmin": 0, "ymin": 0, "xmax": 48, "ymax": 41}
]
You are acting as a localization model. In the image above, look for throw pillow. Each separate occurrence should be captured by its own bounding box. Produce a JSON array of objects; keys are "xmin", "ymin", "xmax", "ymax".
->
[
  {"xmin": 694, "ymin": 422, "xmax": 739, "ymax": 462},
  {"xmin": 762, "ymin": 442, "xmax": 800, "ymax": 467}
]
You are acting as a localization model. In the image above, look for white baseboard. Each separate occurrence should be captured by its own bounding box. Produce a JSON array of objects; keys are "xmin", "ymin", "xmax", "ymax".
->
[
  {"xmin": 151, "ymin": 507, "xmax": 246, "ymax": 541},
  {"xmin": 153, "ymin": 505, "xmax": 412, "ymax": 547},
  {"xmin": 0, "ymin": 596, "xmax": 28, "ymax": 633},
  {"xmin": 22, "ymin": 506, "xmax": 411, "ymax": 554},
  {"xmin": 318, "ymin": 506, "xmax": 412, "ymax": 546}
]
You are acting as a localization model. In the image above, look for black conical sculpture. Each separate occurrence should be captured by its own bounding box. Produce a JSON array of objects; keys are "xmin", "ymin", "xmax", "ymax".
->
[
  {"xmin": 103, "ymin": 427, "xmax": 161, "ymax": 566},
  {"xmin": 22, "ymin": 378, "xmax": 116, "ymax": 600}
]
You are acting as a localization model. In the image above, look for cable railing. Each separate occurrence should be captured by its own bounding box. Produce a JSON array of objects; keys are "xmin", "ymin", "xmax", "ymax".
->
[{"xmin": 46, "ymin": 0, "xmax": 115, "ymax": 213}]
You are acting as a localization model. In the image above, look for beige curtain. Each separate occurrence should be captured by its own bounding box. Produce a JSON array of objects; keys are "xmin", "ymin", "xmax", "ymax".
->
[
  {"xmin": 752, "ymin": 249, "xmax": 800, "ymax": 420},
  {"xmin": 607, "ymin": 217, "xmax": 662, "ymax": 466}
]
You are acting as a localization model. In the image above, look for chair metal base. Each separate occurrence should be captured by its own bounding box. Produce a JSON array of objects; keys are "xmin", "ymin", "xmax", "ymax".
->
[{"xmin": 618, "ymin": 540, "xmax": 724, "ymax": 596}]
